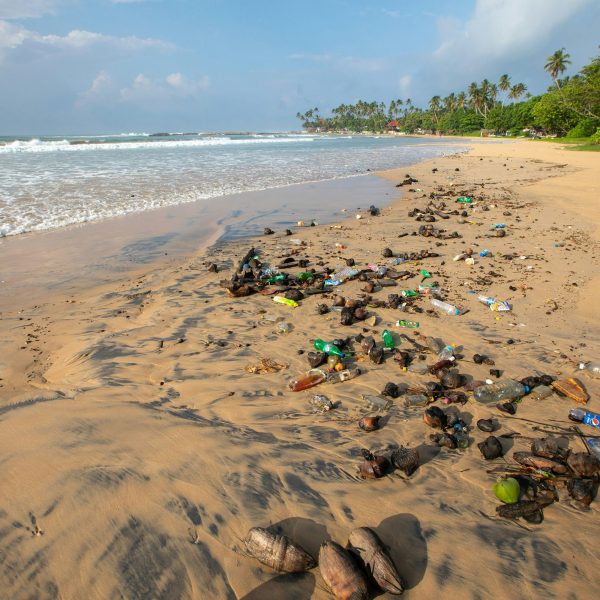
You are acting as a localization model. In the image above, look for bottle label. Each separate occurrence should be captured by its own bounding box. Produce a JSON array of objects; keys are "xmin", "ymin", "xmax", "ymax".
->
[{"xmin": 583, "ymin": 413, "xmax": 600, "ymax": 428}]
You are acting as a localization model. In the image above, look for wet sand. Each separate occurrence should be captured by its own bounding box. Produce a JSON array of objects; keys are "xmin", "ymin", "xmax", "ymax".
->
[{"xmin": 0, "ymin": 139, "xmax": 599, "ymax": 599}]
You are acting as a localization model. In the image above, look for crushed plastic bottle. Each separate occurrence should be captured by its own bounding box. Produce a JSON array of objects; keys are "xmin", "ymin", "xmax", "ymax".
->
[
  {"xmin": 579, "ymin": 362, "xmax": 600, "ymax": 379},
  {"xmin": 382, "ymin": 329, "xmax": 395, "ymax": 350},
  {"xmin": 396, "ymin": 319, "xmax": 419, "ymax": 328},
  {"xmin": 310, "ymin": 395, "xmax": 334, "ymax": 412},
  {"xmin": 473, "ymin": 379, "xmax": 527, "ymax": 404},
  {"xmin": 273, "ymin": 296, "xmax": 298, "ymax": 308},
  {"xmin": 327, "ymin": 367, "xmax": 360, "ymax": 384},
  {"xmin": 527, "ymin": 385, "xmax": 553, "ymax": 401},
  {"xmin": 403, "ymin": 394, "xmax": 430, "ymax": 407},
  {"xmin": 457, "ymin": 196, "xmax": 473, "ymax": 204},
  {"xmin": 478, "ymin": 295, "xmax": 512, "ymax": 312},
  {"xmin": 437, "ymin": 345, "xmax": 455, "ymax": 361},
  {"xmin": 406, "ymin": 362, "xmax": 429, "ymax": 374},
  {"xmin": 277, "ymin": 322, "xmax": 291, "ymax": 334},
  {"xmin": 430, "ymin": 299, "xmax": 460, "ymax": 315},
  {"xmin": 363, "ymin": 394, "xmax": 392, "ymax": 410}
]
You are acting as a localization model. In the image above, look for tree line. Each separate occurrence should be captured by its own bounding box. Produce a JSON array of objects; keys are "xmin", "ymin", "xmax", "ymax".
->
[{"xmin": 296, "ymin": 48, "xmax": 600, "ymax": 139}]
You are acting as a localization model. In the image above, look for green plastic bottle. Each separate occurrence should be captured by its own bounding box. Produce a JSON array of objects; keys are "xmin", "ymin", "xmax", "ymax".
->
[
  {"xmin": 382, "ymin": 329, "xmax": 395, "ymax": 349},
  {"xmin": 313, "ymin": 338, "xmax": 345, "ymax": 358},
  {"xmin": 296, "ymin": 272, "xmax": 313, "ymax": 282},
  {"xmin": 401, "ymin": 290, "xmax": 419, "ymax": 298},
  {"xmin": 266, "ymin": 274, "xmax": 286, "ymax": 284},
  {"xmin": 396, "ymin": 319, "xmax": 419, "ymax": 328},
  {"xmin": 420, "ymin": 269, "xmax": 432, "ymax": 279}
]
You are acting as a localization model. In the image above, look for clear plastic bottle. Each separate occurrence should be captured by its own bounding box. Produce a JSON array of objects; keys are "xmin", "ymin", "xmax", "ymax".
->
[
  {"xmin": 430, "ymin": 299, "xmax": 460, "ymax": 315},
  {"xmin": 425, "ymin": 336, "xmax": 444, "ymax": 354},
  {"xmin": 527, "ymin": 384, "xmax": 553, "ymax": 401},
  {"xmin": 404, "ymin": 394, "xmax": 430, "ymax": 408},
  {"xmin": 568, "ymin": 407, "xmax": 600, "ymax": 428},
  {"xmin": 310, "ymin": 395, "xmax": 334, "ymax": 412},
  {"xmin": 579, "ymin": 362, "xmax": 600, "ymax": 379},
  {"xmin": 586, "ymin": 438, "xmax": 600, "ymax": 460},
  {"xmin": 473, "ymin": 379, "xmax": 526, "ymax": 404},
  {"xmin": 438, "ymin": 345, "xmax": 455, "ymax": 361},
  {"xmin": 363, "ymin": 394, "xmax": 392, "ymax": 410},
  {"xmin": 407, "ymin": 362, "xmax": 429, "ymax": 375},
  {"xmin": 328, "ymin": 368, "xmax": 360, "ymax": 384}
]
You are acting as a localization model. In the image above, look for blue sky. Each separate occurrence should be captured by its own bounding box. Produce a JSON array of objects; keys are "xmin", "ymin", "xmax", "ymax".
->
[{"xmin": 0, "ymin": 0, "xmax": 598, "ymax": 134}]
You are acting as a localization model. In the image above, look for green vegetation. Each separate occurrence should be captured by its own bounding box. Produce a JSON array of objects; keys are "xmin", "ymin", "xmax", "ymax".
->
[{"xmin": 296, "ymin": 48, "xmax": 600, "ymax": 146}]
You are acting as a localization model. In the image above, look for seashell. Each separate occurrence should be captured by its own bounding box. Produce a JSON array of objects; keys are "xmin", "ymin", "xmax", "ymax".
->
[
  {"xmin": 513, "ymin": 452, "xmax": 569, "ymax": 474},
  {"xmin": 440, "ymin": 372, "xmax": 463, "ymax": 389},
  {"xmin": 478, "ymin": 436, "xmax": 503, "ymax": 460},
  {"xmin": 430, "ymin": 432, "xmax": 457, "ymax": 449},
  {"xmin": 368, "ymin": 345, "xmax": 384, "ymax": 364},
  {"xmin": 307, "ymin": 351, "xmax": 327, "ymax": 368},
  {"xmin": 423, "ymin": 406, "xmax": 447, "ymax": 429},
  {"xmin": 477, "ymin": 418, "xmax": 496, "ymax": 432},
  {"xmin": 390, "ymin": 446, "xmax": 419, "ymax": 476},
  {"xmin": 567, "ymin": 479, "xmax": 595, "ymax": 506},
  {"xmin": 531, "ymin": 438, "xmax": 564, "ymax": 460},
  {"xmin": 319, "ymin": 540, "xmax": 369, "ymax": 600},
  {"xmin": 244, "ymin": 527, "xmax": 316, "ymax": 573},
  {"xmin": 347, "ymin": 528, "xmax": 404, "ymax": 595},
  {"xmin": 359, "ymin": 450, "xmax": 390, "ymax": 479},
  {"xmin": 359, "ymin": 416, "xmax": 381, "ymax": 432},
  {"xmin": 567, "ymin": 452, "xmax": 600, "ymax": 478}
]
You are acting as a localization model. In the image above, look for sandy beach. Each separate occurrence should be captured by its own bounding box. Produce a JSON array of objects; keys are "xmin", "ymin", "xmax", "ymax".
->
[{"xmin": 1, "ymin": 139, "xmax": 599, "ymax": 599}]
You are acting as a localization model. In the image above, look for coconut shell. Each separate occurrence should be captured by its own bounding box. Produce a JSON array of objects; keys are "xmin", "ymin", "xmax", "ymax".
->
[
  {"xmin": 361, "ymin": 336, "xmax": 375, "ymax": 354},
  {"xmin": 285, "ymin": 289, "xmax": 304, "ymax": 302},
  {"xmin": 390, "ymin": 446, "xmax": 419, "ymax": 476},
  {"xmin": 476, "ymin": 419, "xmax": 496, "ymax": 433},
  {"xmin": 423, "ymin": 406, "xmax": 447, "ymax": 429},
  {"xmin": 368, "ymin": 346, "xmax": 384, "ymax": 364},
  {"xmin": 440, "ymin": 371, "xmax": 463, "ymax": 390},
  {"xmin": 382, "ymin": 382, "xmax": 400, "ymax": 398},
  {"xmin": 359, "ymin": 452, "xmax": 390, "ymax": 479},
  {"xmin": 307, "ymin": 351, "xmax": 327, "ymax": 368},
  {"xmin": 430, "ymin": 432, "xmax": 457, "ymax": 449},
  {"xmin": 531, "ymin": 438, "xmax": 564, "ymax": 460},
  {"xmin": 340, "ymin": 308, "xmax": 354, "ymax": 326},
  {"xmin": 319, "ymin": 540, "xmax": 369, "ymax": 600},
  {"xmin": 359, "ymin": 416, "xmax": 381, "ymax": 432},
  {"xmin": 568, "ymin": 479, "xmax": 595, "ymax": 506},
  {"xmin": 478, "ymin": 436, "xmax": 503, "ymax": 460},
  {"xmin": 567, "ymin": 452, "xmax": 600, "ymax": 478},
  {"xmin": 244, "ymin": 527, "xmax": 316, "ymax": 573},
  {"xmin": 347, "ymin": 528, "xmax": 404, "ymax": 595}
]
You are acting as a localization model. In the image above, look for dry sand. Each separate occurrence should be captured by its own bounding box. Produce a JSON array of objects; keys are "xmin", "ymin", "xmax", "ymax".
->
[{"xmin": 0, "ymin": 139, "xmax": 599, "ymax": 599}]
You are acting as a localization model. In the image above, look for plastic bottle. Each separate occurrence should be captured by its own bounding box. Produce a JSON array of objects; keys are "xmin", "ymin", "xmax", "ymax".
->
[
  {"xmin": 457, "ymin": 196, "xmax": 473, "ymax": 204},
  {"xmin": 289, "ymin": 369, "xmax": 327, "ymax": 392},
  {"xmin": 403, "ymin": 394, "xmax": 430, "ymax": 408},
  {"xmin": 478, "ymin": 295, "xmax": 511, "ymax": 312},
  {"xmin": 314, "ymin": 338, "xmax": 345, "ymax": 358},
  {"xmin": 568, "ymin": 408, "xmax": 600, "ymax": 428},
  {"xmin": 479, "ymin": 249, "xmax": 490, "ymax": 257},
  {"xmin": 382, "ymin": 329, "xmax": 395, "ymax": 350},
  {"xmin": 473, "ymin": 379, "xmax": 527, "ymax": 404},
  {"xmin": 579, "ymin": 362, "xmax": 600, "ymax": 379},
  {"xmin": 401, "ymin": 290, "xmax": 419, "ymax": 298},
  {"xmin": 296, "ymin": 272, "xmax": 313, "ymax": 282},
  {"xmin": 363, "ymin": 394, "xmax": 392, "ymax": 410},
  {"xmin": 327, "ymin": 367, "xmax": 360, "ymax": 383},
  {"xmin": 420, "ymin": 269, "xmax": 432, "ymax": 279},
  {"xmin": 273, "ymin": 296, "xmax": 298, "ymax": 308},
  {"xmin": 277, "ymin": 322, "xmax": 291, "ymax": 334},
  {"xmin": 527, "ymin": 385, "xmax": 553, "ymax": 401},
  {"xmin": 453, "ymin": 425, "xmax": 469, "ymax": 449},
  {"xmin": 310, "ymin": 395, "xmax": 334, "ymax": 412},
  {"xmin": 586, "ymin": 438, "xmax": 600, "ymax": 460},
  {"xmin": 430, "ymin": 299, "xmax": 460, "ymax": 315},
  {"xmin": 266, "ymin": 274, "xmax": 287, "ymax": 284},
  {"xmin": 425, "ymin": 336, "xmax": 444, "ymax": 354},
  {"xmin": 407, "ymin": 362, "xmax": 429, "ymax": 375},
  {"xmin": 438, "ymin": 345, "xmax": 455, "ymax": 361},
  {"xmin": 328, "ymin": 267, "xmax": 359, "ymax": 282},
  {"xmin": 396, "ymin": 320, "xmax": 419, "ymax": 328}
]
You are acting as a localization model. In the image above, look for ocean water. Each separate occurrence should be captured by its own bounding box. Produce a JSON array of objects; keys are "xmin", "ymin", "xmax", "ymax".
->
[{"xmin": 0, "ymin": 132, "xmax": 465, "ymax": 237}]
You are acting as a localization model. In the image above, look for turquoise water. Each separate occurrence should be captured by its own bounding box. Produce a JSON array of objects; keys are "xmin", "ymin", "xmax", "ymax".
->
[{"xmin": 0, "ymin": 132, "xmax": 465, "ymax": 237}]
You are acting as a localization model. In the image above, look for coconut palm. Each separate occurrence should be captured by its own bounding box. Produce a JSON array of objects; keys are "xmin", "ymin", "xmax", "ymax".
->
[
  {"xmin": 508, "ymin": 83, "xmax": 527, "ymax": 102},
  {"xmin": 498, "ymin": 74, "xmax": 511, "ymax": 92},
  {"xmin": 544, "ymin": 48, "xmax": 572, "ymax": 88},
  {"xmin": 456, "ymin": 91, "xmax": 466, "ymax": 110}
]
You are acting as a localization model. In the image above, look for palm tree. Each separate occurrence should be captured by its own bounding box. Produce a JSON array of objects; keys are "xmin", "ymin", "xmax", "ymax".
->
[
  {"xmin": 429, "ymin": 95, "xmax": 441, "ymax": 124},
  {"xmin": 456, "ymin": 91, "xmax": 466, "ymax": 110},
  {"xmin": 508, "ymin": 83, "xmax": 527, "ymax": 102},
  {"xmin": 498, "ymin": 74, "xmax": 511, "ymax": 92},
  {"xmin": 544, "ymin": 48, "xmax": 572, "ymax": 88}
]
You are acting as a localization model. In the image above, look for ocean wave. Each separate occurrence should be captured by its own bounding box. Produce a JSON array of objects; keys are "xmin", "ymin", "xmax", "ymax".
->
[{"xmin": 0, "ymin": 135, "xmax": 317, "ymax": 153}]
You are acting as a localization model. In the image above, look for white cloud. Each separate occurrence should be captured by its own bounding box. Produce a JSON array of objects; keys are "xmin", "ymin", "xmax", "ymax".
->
[
  {"xmin": 0, "ymin": 19, "xmax": 172, "ymax": 56},
  {"xmin": 119, "ymin": 72, "xmax": 210, "ymax": 105},
  {"xmin": 0, "ymin": 0, "xmax": 60, "ymax": 19},
  {"xmin": 76, "ymin": 70, "xmax": 112, "ymax": 106},
  {"xmin": 398, "ymin": 74, "xmax": 412, "ymax": 96},
  {"xmin": 289, "ymin": 52, "xmax": 385, "ymax": 72},
  {"xmin": 433, "ymin": 0, "xmax": 593, "ymax": 65}
]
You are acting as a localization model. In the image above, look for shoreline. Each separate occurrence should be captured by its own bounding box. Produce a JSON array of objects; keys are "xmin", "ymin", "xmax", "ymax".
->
[{"xmin": 1, "ymin": 139, "xmax": 599, "ymax": 599}]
